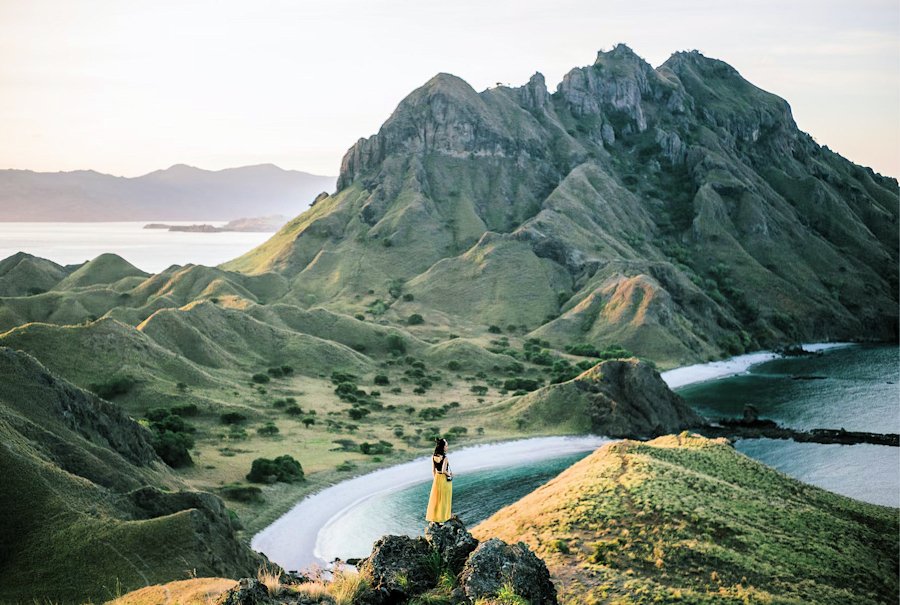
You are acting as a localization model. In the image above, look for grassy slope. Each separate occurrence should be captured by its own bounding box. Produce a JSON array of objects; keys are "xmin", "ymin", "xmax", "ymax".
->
[
  {"xmin": 473, "ymin": 434, "xmax": 898, "ymax": 604},
  {"xmin": 0, "ymin": 347, "xmax": 260, "ymax": 604}
]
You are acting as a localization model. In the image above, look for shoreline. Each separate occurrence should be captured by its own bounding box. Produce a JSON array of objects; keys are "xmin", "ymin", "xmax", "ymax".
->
[
  {"xmin": 251, "ymin": 435, "xmax": 610, "ymax": 571},
  {"xmin": 660, "ymin": 342, "xmax": 856, "ymax": 389},
  {"xmin": 249, "ymin": 341, "xmax": 862, "ymax": 569}
]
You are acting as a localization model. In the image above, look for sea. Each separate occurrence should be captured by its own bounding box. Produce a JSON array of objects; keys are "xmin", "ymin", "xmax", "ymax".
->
[{"xmin": 0, "ymin": 221, "xmax": 272, "ymax": 273}]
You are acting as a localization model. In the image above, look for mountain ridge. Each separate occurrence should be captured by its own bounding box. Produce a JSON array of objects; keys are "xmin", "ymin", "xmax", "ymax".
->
[{"xmin": 0, "ymin": 164, "xmax": 337, "ymax": 221}]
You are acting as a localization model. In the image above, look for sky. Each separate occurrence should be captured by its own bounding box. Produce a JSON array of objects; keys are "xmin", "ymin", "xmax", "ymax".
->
[{"xmin": 1, "ymin": 0, "xmax": 898, "ymax": 178}]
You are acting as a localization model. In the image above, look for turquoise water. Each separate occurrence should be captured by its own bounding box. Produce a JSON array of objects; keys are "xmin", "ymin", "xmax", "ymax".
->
[
  {"xmin": 678, "ymin": 344, "xmax": 899, "ymax": 507},
  {"xmin": 315, "ymin": 452, "xmax": 587, "ymax": 563}
]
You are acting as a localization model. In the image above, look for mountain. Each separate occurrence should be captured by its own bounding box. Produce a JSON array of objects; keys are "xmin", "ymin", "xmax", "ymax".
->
[
  {"xmin": 473, "ymin": 433, "xmax": 898, "ymax": 604},
  {"xmin": 0, "ymin": 164, "xmax": 336, "ymax": 221},
  {"xmin": 225, "ymin": 45, "xmax": 898, "ymax": 368},
  {"xmin": 0, "ymin": 347, "xmax": 262, "ymax": 603}
]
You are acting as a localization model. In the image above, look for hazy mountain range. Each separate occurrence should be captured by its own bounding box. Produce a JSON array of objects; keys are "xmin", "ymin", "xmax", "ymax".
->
[{"xmin": 0, "ymin": 163, "xmax": 336, "ymax": 221}]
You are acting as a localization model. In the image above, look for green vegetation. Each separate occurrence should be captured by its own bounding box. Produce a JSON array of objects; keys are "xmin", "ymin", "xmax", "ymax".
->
[
  {"xmin": 246, "ymin": 455, "xmax": 305, "ymax": 484},
  {"xmin": 475, "ymin": 434, "xmax": 898, "ymax": 604}
]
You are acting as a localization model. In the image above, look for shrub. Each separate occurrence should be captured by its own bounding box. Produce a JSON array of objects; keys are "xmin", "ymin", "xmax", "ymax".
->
[
  {"xmin": 359, "ymin": 440, "xmax": 394, "ymax": 455},
  {"xmin": 354, "ymin": 313, "xmax": 366, "ymax": 321},
  {"xmin": 220, "ymin": 412, "xmax": 248, "ymax": 425},
  {"xmin": 374, "ymin": 374, "xmax": 390, "ymax": 385},
  {"xmin": 336, "ymin": 460, "xmax": 357, "ymax": 472},
  {"xmin": 503, "ymin": 377, "xmax": 541, "ymax": 392},
  {"xmin": 302, "ymin": 417, "xmax": 316, "ymax": 428},
  {"xmin": 447, "ymin": 360, "xmax": 461, "ymax": 371},
  {"xmin": 176, "ymin": 382, "xmax": 188, "ymax": 391},
  {"xmin": 219, "ymin": 484, "xmax": 264, "ymax": 503},
  {"xmin": 387, "ymin": 334, "xmax": 406, "ymax": 354},
  {"xmin": 470, "ymin": 385, "xmax": 488, "ymax": 396},
  {"xmin": 150, "ymin": 430, "xmax": 194, "ymax": 468},
  {"xmin": 246, "ymin": 455, "xmax": 304, "ymax": 483},
  {"xmin": 281, "ymin": 365, "xmax": 294, "ymax": 375},
  {"xmin": 257, "ymin": 422, "xmax": 279, "ymax": 436},
  {"xmin": 267, "ymin": 367, "xmax": 284, "ymax": 378},
  {"xmin": 419, "ymin": 407, "xmax": 446, "ymax": 421},
  {"xmin": 251, "ymin": 373, "xmax": 271, "ymax": 384},
  {"xmin": 348, "ymin": 407, "xmax": 371, "ymax": 420},
  {"xmin": 170, "ymin": 403, "xmax": 199, "ymax": 416},
  {"xmin": 285, "ymin": 404, "xmax": 304, "ymax": 416},
  {"xmin": 407, "ymin": 313, "xmax": 425, "ymax": 325},
  {"xmin": 402, "ymin": 293, "xmax": 414, "ymax": 301},
  {"xmin": 488, "ymin": 325, "xmax": 502, "ymax": 334},
  {"xmin": 89, "ymin": 376, "xmax": 135, "ymax": 399}
]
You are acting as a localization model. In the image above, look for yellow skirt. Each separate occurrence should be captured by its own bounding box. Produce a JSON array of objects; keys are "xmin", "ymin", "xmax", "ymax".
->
[{"xmin": 425, "ymin": 473, "xmax": 453, "ymax": 523}]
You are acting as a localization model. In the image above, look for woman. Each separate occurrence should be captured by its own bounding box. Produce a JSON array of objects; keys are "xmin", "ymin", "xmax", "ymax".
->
[{"xmin": 425, "ymin": 437, "xmax": 453, "ymax": 523}]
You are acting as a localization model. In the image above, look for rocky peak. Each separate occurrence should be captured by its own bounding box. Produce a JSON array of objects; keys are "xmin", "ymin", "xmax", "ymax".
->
[{"xmin": 520, "ymin": 71, "xmax": 549, "ymax": 111}]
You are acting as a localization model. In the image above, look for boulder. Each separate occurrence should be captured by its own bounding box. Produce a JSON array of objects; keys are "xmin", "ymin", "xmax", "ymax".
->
[
  {"xmin": 425, "ymin": 516, "xmax": 479, "ymax": 574},
  {"xmin": 216, "ymin": 578, "xmax": 270, "ymax": 605},
  {"xmin": 357, "ymin": 534, "xmax": 436, "ymax": 601},
  {"xmin": 459, "ymin": 538, "xmax": 557, "ymax": 605}
]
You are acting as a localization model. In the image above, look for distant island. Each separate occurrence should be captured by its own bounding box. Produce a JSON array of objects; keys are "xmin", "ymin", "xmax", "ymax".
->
[{"xmin": 143, "ymin": 215, "xmax": 288, "ymax": 233}]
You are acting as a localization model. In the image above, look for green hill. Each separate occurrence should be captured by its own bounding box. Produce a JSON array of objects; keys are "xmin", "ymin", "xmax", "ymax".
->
[
  {"xmin": 473, "ymin": 433, "xmax": 899, "ymax": 604},
  {"xmin": 225, "ymin": 45, "xmax": 897, "ymax": 366},
  {"xmin": 0, "ymin": 347, "xmax": 261, "ymax": 604}
]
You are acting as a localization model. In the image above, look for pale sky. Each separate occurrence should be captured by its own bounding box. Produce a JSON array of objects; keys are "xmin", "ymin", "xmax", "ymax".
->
[{"xmin": 1, "ymin": 0, "xmax": 898, "ymax": 178}]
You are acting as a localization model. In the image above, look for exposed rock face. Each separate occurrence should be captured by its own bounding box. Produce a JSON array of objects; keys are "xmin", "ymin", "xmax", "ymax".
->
[
  {"xmin": 226, "ymin": 44, "xmax": 898, "ymax": 366},
  {"xmin": 354, "ymin": 518, "xmax": 554, "ymax": 604},
  {"xmin": 425, "ymin": 516, "xmax": 479, "ymax": 574},
  {"xmin": 458, "ymin": 538, "xmax": 557, "ymax": 604},
  {"xmin": 216, "ymin": 579, "xmax": 270, "ymax": 605},
  {"xmin": 507, "ymin": 358, "xmax": 704, "ymax": 437},
  {"xmin": 357, "ymin": 534, "xmax": 435, "ymax": 599}
]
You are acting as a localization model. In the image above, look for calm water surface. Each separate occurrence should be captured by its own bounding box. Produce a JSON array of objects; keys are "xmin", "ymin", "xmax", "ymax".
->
[
  {"xmin": 678, "ymin": 344, "xmax": 899, "ymax": 507},
  {"xmin": 0, "ymin": 222, "xmax": 271, "ymax": 273}
]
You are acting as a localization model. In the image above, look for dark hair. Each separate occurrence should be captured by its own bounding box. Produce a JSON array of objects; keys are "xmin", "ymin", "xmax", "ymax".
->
[{"xmin": 433, "ymin": 438, "xmax": 447, "ymax": 456}]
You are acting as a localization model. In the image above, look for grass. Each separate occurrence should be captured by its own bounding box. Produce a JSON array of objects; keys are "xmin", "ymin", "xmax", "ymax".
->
[{"xmin": 473, "ymin": 433, "xmax": 899, "ymax": 605}]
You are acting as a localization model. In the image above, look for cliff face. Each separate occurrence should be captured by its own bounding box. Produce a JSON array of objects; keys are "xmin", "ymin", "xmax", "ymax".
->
[{"xmin": 226, "ymin": 44, "xmax": 898, "ymax": 367}]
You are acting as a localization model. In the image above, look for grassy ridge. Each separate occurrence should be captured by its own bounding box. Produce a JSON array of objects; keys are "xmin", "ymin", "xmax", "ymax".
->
[{"xmin": 473, "ymin": 434, "xmax": 899, "ymax": 604}]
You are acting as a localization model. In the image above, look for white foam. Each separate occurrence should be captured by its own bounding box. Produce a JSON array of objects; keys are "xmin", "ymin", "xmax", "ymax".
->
[
  {"xmin": 251, "ymin": 435, "xmax": 610, "ymax": 571},
  {"xmin": 660, "ymin": 342, "xmax": 856, "ymax": 389}
]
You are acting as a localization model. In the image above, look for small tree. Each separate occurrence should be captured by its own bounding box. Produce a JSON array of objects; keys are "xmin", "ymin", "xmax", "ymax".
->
[
  {"xmin": 246, "ymin": 455, "xmax": 304, "ymax": 483},
  {"xmin": 374, "ymin": 374, "xmax": 390, "ymax": 385},
  {"xmin": 407, "ymin": 314, "xmax": 425, "ymax": 325},
  {"xmin": 302, "ymin": 417, "xmax": 316, "ymax": 428}
]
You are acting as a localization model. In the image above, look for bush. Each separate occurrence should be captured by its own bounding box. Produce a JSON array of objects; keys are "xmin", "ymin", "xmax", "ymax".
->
[
  {"xmin": 407, "ymin": 313, "xmax": 425, "ymax": 325},
  {"xmin": 246, "ymin": 455, "xmax": 304, "ymax": 484},
  {"xmin": 150, "ymin": 430, "xmax": 194, "ymax": 468},
  {"xmin": 219, "ymin": 484, "xmax": 264, "ymax": 503},
  {"xmin": 336, "ymin": 460, "xmax": 357, "ymax": 472},
  {"xmin": 470, "ymin": 385, "xmax": 488, "ymax": 396},
  {"xmin": 267, "ymin": 367, "xmax": 284, "ymax": 378},
  {"xmin": 220, "ymin": 412, "xmax": 248, "ymax": 425},
  {"xmin": 89, "ymin": 376, "xmax": 135, "ymax": 399},
  {"xmin": 281, "ymin": 365, "xmax": 294, "ymax": 375},
  {"xmin": 503, "ymin": 377, "xmax": 541, "ymax": 392},
  {"xmin": 170, "ymin": 403, "xmax": 199, "ymax": 416},
  {"xmin": 359, "ymin": 440, "xmax": 394, "ymax": 455},
  {"xmin": 447, "ymin": 360, "xmax": 461, "ymax": 371},
  {"xmin": 419, "ymin": 407, "xmax": 447, "ymax": 421},
  {"xmin": 387, "ymin": 334, "xmax": 406, "ymax": 354},
  {"xmin": 402, "ymin": 293, "xmax": 414, "ymax": 301},
  {"xmin": 348, "ymin": 407, "xmax": 370, "ymax": 420},
  {"xmin": 176, "ymin": 382, "xmax": 188, "ymax": 391},
  {"xmin": 284, "ymin": 404, "xmax": 304, "ymax": 416},
  {"xmin": 257, "ymin": 422, "xmax": 279, "ymax": 436},
  {"xmin": 488, "ymin": 325, "xmax": 502, "ymax": 334},
  {"xmin": 302, "ymin": 417, "xmax": 316, "ymax": 428},
  {"xmin": 374, "ymin": 374, "xmax": 390, "ymax": 385},
  {"xmin": 251, "ymin": 373, "xmax": 270, "ymax": 384},
  {"xmin": 355, "ymin": 313, "xmax": 366, "ymax": 321}
]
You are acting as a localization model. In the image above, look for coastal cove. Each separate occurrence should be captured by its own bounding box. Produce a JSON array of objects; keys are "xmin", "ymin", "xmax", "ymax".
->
[{"xmin": 253, "ymin": 342, "xmax": 898, "ymax": 571}]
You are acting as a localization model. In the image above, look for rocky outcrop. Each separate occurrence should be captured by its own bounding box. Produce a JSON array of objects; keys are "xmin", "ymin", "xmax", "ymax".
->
[
  {"xmin": 424, "ymin": 516, "xmax": 479, "ymax": 574},
  {"xmin": 506, "ymin": 358, "xmax": 704, "ymax": 437},
  {"xmin": 357, "ymin": 534, "xmax": 435, "ymax": 599},
  {"xmin": 458, "ymin": 539, "xmax": 557, "ymax": 605}
]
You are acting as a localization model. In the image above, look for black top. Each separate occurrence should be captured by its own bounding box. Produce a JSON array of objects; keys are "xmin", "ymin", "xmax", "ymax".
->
[{"xmin": 433, "ymin": 454, "xmax": 448, "ymax": 474}]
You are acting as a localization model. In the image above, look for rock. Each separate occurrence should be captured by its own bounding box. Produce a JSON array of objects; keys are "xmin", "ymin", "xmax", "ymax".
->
[
  {"xmin": 425, "ymin": 515, "xmax": 479, "ymax": 574},
  {"xmin": 357, "ymin": 534, "xmax": 436, "ymax": 601},
  {"xmin": 216, "ymin": 578, "xmax": 270, "ymax": 605},
  {"xmin": 459, "ymin": 538, "xmax": 557, "ymax": 604}
]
